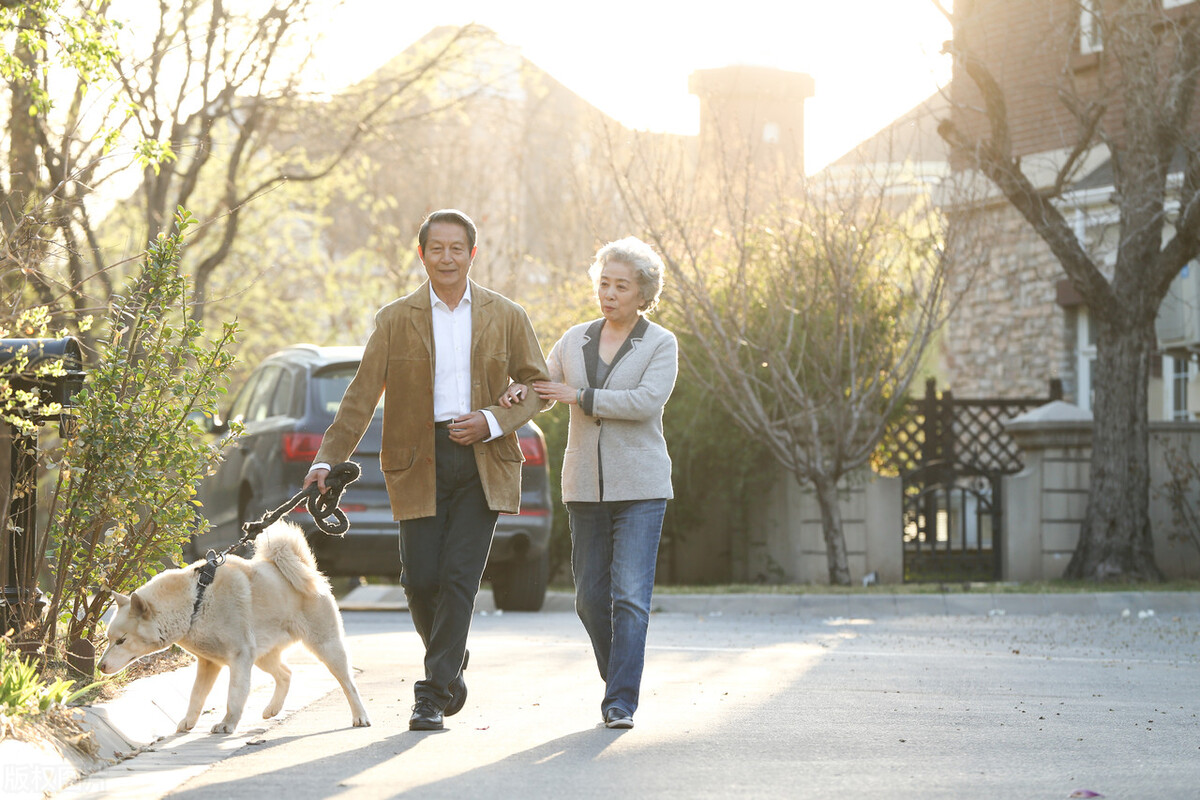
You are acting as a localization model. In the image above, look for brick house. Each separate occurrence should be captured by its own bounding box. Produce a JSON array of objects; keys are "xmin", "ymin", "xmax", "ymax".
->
[
  {"xmin": 746, "ymin": 0, "xmax": 1200, "ymax": 585},
  {"xmin": 942, "ymin": 0, "xmax": 1200, "ymax": 421}
]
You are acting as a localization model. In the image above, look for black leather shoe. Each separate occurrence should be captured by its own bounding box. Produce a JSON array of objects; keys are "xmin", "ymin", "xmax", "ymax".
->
[
  {"xmin": 409, "ymin": 698, "xmax": 444, "ymax": 731},
  {"xmin": 445, "ymin": 649, "xmax": 469, "ymax": 717}
]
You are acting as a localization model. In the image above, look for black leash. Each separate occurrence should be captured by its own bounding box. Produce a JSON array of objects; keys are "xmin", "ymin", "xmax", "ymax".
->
[
  {"xmin": 190, "ymin": 461, "xmax": 362, "ymax": 619},
  {"xmin": 239, "ymin": 460, "xmax": 362, "ymax": 540}
]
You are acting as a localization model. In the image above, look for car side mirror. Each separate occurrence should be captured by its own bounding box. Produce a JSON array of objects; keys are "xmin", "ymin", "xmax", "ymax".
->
[{"xmin": 187, "ymin": 409, "xmax": 229, "ymax": 435}]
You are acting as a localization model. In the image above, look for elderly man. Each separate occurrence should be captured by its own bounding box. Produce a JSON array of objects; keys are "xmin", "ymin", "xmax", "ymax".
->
[{"xmin": 305, "ymin": 208, "xmax": 548, "ymax": 731}]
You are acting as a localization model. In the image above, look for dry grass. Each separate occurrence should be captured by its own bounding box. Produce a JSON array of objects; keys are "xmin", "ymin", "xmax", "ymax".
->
[{"xmin": 2, "ymin": 645, "xmax": 196, "ymax": 763}]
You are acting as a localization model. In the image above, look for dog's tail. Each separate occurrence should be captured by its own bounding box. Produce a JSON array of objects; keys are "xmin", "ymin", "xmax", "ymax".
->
[{"xmin": 252, "ymin": 520, "xmax": 332, "ymax": 597}]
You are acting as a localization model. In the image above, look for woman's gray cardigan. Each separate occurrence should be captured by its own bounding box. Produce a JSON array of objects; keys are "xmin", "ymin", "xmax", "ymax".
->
[{"xmin": 546, "ymin": 316, "xmax": 678, "ymax": 503}]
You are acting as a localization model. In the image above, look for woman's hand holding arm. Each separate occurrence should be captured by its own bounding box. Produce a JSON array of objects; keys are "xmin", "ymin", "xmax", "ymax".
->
[{"xmin": 532, "ymin": 381, "xmax": 579, "ymax": 405}]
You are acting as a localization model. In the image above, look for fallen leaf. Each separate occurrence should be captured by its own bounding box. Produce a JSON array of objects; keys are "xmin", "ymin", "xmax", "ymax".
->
[{"xmin": 1069, "ymin": 791, "xmax": 1103, "ymax": 798}]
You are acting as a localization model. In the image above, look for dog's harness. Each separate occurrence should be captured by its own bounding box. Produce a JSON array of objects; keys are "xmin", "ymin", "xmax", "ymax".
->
[
  {"xmin": 192, "ymin": 553, "xmax": 222, "ymax": 622},
  {"xmin": 189, "ymin": 461, "xmax": 361, "ymax": 621}
]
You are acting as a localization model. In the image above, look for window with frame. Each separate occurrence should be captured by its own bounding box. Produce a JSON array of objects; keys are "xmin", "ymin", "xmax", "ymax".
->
[
  {"xmin": 1172, "ymin": 356, "xmax": 1191, "ymax": 420},
  {"xmin": 1076, "ymin": 308, "xmax": 1097, "ymax": 412},
  {"xmin": 245, "ymin": 365, "xmax": 282, "ymax": 423},
  {"xmin": 227, "ymin": 370, "xmax": 261, "ymax": 423},
  {"xmin": 1080, "ymin": 0, "xmax": 1102, "ymax": 54},
  {"xmin": 1086, "ymin": 0, "xmax": 1196, "ymax": 53},
  {"xmin": 268, "ymin": 368, "xmax": 296, "ymax": 418}
]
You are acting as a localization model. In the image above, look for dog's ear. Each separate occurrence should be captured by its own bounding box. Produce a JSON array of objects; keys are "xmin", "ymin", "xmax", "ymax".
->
[
  {"xmin": 130, "ymin": 592, "xmax": 152, "ymax": 618},
  {"xmin": 111, "ymin": 591, "xmax": 130, "ymax": 609}
]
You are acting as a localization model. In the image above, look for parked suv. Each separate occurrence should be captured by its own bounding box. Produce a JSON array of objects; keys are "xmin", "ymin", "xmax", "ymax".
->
[{"xmin": 193, "ymin": 344, "xmax": 553, "ymax": 611}]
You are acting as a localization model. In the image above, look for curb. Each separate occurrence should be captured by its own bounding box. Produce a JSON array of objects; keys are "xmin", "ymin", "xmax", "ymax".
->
[
  {"xmin": 647, "ymin": 590, "xmax": 1200, "ymax": 617},
  {"xmin": 336, "ymin": 586, "xmax": 1200, "ymax": 618},
  {"xmin": 2, "ymin": 656, "xmax": 333, "ymax": 800}
]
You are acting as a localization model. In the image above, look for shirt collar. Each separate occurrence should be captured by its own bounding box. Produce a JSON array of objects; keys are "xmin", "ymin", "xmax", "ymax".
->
[{"xmin": 429, "ymin": 281, "xmax": 472, "ymax": 311}]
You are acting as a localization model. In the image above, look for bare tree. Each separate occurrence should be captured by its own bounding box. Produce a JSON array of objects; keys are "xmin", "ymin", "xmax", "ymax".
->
[
  {"xmin": 607, "ymin": 130, "xmax": 972, "ymax": 585},
  {"xmin": 1, "ymin": 1, "xmax": 486, "ymax": 333},
  {"xmin": 937, "ymin": 0, "xmax": 1200, "ymax": 580},
  {"xmin": 1, "ymin": 0, "xmax": 123, "ymax": 314}
]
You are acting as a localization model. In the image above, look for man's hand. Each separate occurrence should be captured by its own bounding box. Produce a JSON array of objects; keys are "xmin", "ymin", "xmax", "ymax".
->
[
  {"xmin": 448, "ymin": 411, "xmax": 489, "ymax": 446},
  {"xmin": 498, "ymin": 383, "xmax": 528, "ymax": 408},
  {"xmin": 304, "ymin": 467, "xmax": 330, "ymax": 494}
]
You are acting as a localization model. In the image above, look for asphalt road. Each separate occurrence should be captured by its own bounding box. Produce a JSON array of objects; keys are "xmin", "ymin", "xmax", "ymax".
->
[{"xmin": 63, "ymin": 603, "xmax": 1200, "ymax": 800}]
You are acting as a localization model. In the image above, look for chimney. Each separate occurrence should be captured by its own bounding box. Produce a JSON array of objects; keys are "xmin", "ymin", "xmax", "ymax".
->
[{"xmin": 688, "ymin": 65, "xmax": 815, "ymax": 174}]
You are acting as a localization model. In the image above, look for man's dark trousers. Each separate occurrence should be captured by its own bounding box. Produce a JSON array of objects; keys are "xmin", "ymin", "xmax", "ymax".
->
[{"xmin": 399, "ymin": 426, "xmax": 498, "ymax": 709}]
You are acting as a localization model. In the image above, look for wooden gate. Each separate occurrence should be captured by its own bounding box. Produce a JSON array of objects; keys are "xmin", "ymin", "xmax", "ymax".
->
[{"xmin": 882, "ymin": 379, "xmax": 1062, "ymax": 582}]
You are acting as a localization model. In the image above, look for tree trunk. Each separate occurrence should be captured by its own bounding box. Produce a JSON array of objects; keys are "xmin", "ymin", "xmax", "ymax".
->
[
  {"xmin": 810, "ymin": 473, "xmax": 851, "ymax": 586},
  {"xmin": 3, "ymin": 38, "xmax": 39, "ymax": 241},
  {"xmin": 1065, "ymin": 316, "xmax": 1164, "ymax": 581}
]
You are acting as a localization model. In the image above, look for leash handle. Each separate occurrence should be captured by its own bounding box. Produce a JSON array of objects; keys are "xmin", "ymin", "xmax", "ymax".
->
[{"xmin": 237, "ymin": 460, "xmax": 362, "ymax": 545}]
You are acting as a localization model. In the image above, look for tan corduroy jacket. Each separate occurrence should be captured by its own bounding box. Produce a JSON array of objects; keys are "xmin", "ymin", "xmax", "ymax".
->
[{"xmin": 314, "ymin": 280, "xmax": 549, "ymax": 520}]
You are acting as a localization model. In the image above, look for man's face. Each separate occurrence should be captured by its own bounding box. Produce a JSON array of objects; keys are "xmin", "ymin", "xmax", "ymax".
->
[{"xmin": 419, "ymin": 221, "xmax": 476, "ymax": 298}]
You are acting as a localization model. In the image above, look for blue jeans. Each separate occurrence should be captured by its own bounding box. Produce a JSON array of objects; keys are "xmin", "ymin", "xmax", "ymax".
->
[{"xmin": 567, "ymin": 498, "xmax": 667, "ymax": 718}]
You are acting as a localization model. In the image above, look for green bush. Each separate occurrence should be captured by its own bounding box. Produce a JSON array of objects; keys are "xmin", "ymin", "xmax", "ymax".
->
[{"xmin": 2, "ymin": 208, "xmax": 241, "ymax": 662}]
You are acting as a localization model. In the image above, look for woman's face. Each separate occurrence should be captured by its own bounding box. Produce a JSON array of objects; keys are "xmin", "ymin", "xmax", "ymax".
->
[{"xmin": 597, "ymin": 260, "xmax": 641, "ymax": 326}]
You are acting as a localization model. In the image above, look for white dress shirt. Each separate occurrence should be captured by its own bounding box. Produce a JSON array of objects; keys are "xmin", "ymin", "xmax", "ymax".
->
[
  {"xmin": 432, "ymin": 283, "xmax": 474, "ymax": 420},
  {"xmin": 310, "ymin": 284, "xmax": 500, "ymax": 474},
  {"xmin": 429, "ymin": 283, "xmax": 501, "ymax": 439}
]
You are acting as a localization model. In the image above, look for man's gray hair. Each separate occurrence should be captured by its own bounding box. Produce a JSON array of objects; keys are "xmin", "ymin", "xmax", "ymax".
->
[{"xmin": 588, "ymin": 236, "xmax": 666, "ymax": 314}]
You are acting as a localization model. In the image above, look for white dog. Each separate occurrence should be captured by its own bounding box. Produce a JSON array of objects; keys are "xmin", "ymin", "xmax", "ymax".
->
[{"xmin": 98, "ymin": 521, "xmax": 370, "ymax": 733}]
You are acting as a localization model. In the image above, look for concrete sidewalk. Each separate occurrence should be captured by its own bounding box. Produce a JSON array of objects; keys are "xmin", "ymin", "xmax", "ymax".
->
[{"xmin": 4, "ymin": 588, "xmax": 1198, "ymax": 798}]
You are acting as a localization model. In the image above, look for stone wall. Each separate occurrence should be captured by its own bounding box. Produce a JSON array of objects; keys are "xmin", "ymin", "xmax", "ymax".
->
[
  {"xmin": 744, "ymin": 470, "xmax": 901, "ymax": 585},
  {"xmin": 743, "ymin": 406, "xmax": 1200, "ymax": 585},
  {"xmin": 1004, "ymin": 403, "xmax": 1200, "ymax": 580},
  {"xmin": 943, "ymin": 202, "xmax": 1076, "ymax": 400}
]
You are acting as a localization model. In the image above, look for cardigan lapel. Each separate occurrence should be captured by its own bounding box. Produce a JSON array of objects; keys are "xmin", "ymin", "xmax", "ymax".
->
[
  {"xmin": 582, "ymin": 316, "xmax": 649, "ymax": 388},
  {"xmin": 605, "ymin": 317, "xmax": 649, "ymax": 386},
  {"xmin": 582, "ymin": 319, "xmax": 604, "ymax": 388}
]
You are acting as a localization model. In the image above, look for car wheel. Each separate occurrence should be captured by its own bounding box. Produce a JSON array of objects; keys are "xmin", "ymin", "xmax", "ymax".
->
[{"xmin": 491, "ymin": 550, "xmax": 549, "ymax": 612}]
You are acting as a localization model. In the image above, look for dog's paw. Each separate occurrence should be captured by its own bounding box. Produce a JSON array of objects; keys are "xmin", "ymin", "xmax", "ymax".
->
[
  {"xmin": 177, "ymin": 718, "xmax": 197, "ymax": 733},
  {"xmin": 262, "ymin": 703, "xmax": 282, "ymax": 719},
  {"xmin": 352, "ymin": 714, "xmax": 371, "ymax": 728},
  {"xmin": 210, "ymin": 721, "xmax": 236, "ymax": 734}
]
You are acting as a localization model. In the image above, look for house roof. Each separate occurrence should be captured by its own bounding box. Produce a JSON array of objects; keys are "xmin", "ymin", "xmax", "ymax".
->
[
  {"xmin": 827, "ymin": 90, "xmax": 951, "ymax": 170},
  {"xmin": 1071, "ymin": 147, "xmax": 1189, "ymax": 192}
]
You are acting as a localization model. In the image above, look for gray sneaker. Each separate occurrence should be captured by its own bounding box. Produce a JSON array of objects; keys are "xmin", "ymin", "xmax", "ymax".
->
[{"xmin": 604, "ymin": 708, "xmax": 634, "ymax": 729}]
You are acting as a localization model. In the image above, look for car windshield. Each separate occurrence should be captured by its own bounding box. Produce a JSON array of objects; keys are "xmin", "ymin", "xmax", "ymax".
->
[{"xmin": 314, "ymin": 364, "xmax": 384, "ymax": 416}]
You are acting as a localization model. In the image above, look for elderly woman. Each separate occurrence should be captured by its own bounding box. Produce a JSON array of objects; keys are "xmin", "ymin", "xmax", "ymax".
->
[{"xmin": 501, "ymin": 236, "xmax": 677, "ymax": 729}]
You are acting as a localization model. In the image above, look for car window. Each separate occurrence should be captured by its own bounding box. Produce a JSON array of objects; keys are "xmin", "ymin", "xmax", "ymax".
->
[
  {"xmin": 227, "ymin": 369, "xmax": 262, "ymax": 423},
  {"xmin": 314, "ymin": 364, "xmax": 384, "ymax": 416},
  {"xmin": 269, "ymin": 368, "xmax": 296, "ymax": 418},
  {"xmin": 245, "ymin": 365, "xmax": 282, "ymax": 422}
]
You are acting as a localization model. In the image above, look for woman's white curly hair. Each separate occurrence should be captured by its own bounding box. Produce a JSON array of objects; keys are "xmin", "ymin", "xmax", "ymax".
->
[{"xmin": 587, "ymin": 236, "xmax": 666, "ymax": 314}]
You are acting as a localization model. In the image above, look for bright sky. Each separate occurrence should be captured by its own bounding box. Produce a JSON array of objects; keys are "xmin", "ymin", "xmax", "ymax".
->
[{"xmin": 317, "ymin": 0, "xmax": 953, "ymax": 172}]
